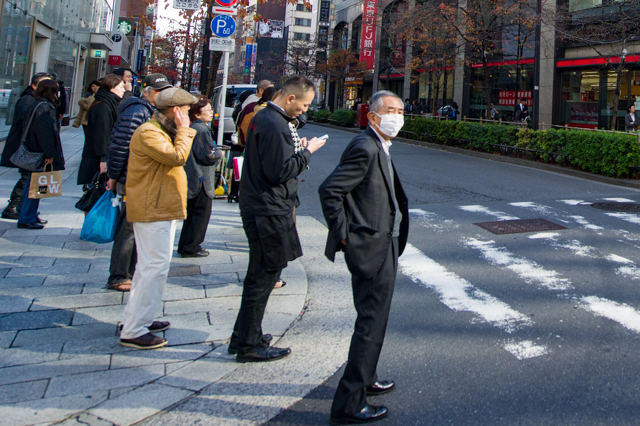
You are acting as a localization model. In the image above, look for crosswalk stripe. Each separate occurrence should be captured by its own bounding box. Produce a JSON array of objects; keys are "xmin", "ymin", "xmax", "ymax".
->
[
  {"xmin": 581, "ymin": 296, "xmax": 640, "ymax": 333},
  {"xmin": 458, "ymin": 205, "xmax": 519, "ymax": 221},
  {"xmin": 606, "ymin": 212, "xmax": 640, "ymax": 225}
]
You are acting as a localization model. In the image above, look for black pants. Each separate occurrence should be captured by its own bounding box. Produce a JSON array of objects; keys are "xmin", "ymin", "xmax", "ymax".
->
[
  {"xmin": 331, "ymin": 237, "xmax": 399, "ymax": 417},
  {"xmin": 177, "ymin": 189, "xmax": 212, "ymax": 255},
  {"xmin": 231, "ymin": 214, "xmax": 285, "ymax": 355},
  {"xmin": 7, "ymin": 172, "xmax": 29, "ymax": 208},
  {"xmin": 108, "ymin": 201, "xmax": 137, "ymax": 285}
]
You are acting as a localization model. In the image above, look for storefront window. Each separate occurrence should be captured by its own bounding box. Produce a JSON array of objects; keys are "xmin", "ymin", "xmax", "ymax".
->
[
  {"xmin": 469, "ymin": 63, "xmax": 534, "ymax": 120},
  {"xmin": 418, "ymin": 71, "xmax": 453, "ymax": 113},
  {"xmin": 561, "ymin": 68, "xmax": 635, "ymax": 130}
]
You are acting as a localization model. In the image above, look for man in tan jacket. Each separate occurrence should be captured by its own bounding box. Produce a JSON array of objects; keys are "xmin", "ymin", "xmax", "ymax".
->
[{"xmin": 120, "ymin": 87, "xmax": 197, "ymax": 349}]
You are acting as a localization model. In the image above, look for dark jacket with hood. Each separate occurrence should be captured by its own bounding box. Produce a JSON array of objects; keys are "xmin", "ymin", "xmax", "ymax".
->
[
  {"xmin": 1, "ymin": 86, "xmax": 36, "ymax": 167},
  {"xmin": 83, "ymin": 87, "xmax": 122, "ymax": 159},
  {"xmin": 21, "ymin": 100, "xmax": 65, "ymax": 171},
  {"xmin": 106, "ymin": 95, "xmax": 155, "ymax": 184},
  {"xmin": 239, "ymin": 102, "xmax": 312, "ymax": 216}
]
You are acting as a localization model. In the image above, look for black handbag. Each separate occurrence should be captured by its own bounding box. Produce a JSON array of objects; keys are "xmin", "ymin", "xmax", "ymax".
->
[
  {"xmin": 75, "ymin": 172, "xmax": 108, "ymax": 212},
  {"xmin": 10, "ymin": 103, "xmax": 45, "ymax": 171}
]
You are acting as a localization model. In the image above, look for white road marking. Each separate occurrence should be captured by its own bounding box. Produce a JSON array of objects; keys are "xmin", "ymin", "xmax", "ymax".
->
[
  {"xmin": 581, "ymin": 296, "xmax": 640, "ymax": 333},
  {"xmin": 558, "ymin": 199, "xmax": 584, "ymax": 205},
  {"xmin": 604, "ymin": 198, "xmax": 636, "ymax": 203},
  {"xmin": 529, "ymin": 232, "xmax": 560, "ymax": 240},
  {"xmin": 607, "ymin": 254, "xmax": 633, "ymax": 264},
  {"xmin": 503, "ymin": 340, "xmax": 549, "ymax": 360},
  {"xmin": 465, "ymin": 238, "xmax": 572, "ymax": 291},
  {"xmin": 569, "ymin": 215, "xmax": 604, "ymax": 230},
  {"xmin": 458, "ymin": 205, "xmax": 519, "ymax": 221},
  {"xmin": 509, "ymin": 202, "xmax": 555, "ymax": 216},
  {"xmin": 409, "ymin": 209, "xmax": 458, "ymax": 232},
  {"xmin": 606, "ymin": 212, "xmax": 640, "ymax": 225},
  {"xmin": 399, "ymin": 244, "xmax": 532, "ymax": 334}
]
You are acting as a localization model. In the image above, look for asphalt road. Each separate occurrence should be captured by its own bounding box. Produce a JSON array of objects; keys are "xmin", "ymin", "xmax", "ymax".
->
[{"xmin": 271, "ymin": 123, "xmax": 640, "ymax": 425}]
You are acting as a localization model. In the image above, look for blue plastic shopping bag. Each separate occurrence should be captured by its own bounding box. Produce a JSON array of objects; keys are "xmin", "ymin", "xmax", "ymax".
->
[{"xmin": 80, "ymin": 191, "xmax": 120, "ymax": 244}]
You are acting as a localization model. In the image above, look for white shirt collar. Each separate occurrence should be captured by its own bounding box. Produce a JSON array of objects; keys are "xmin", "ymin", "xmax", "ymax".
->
[
  {"xmin": 268, "ymin": 101, "xmax": 293, "ymax": 119},
  {"xmin": 370, "ymin": 126, "xmax": 392, "ymax": 156}
]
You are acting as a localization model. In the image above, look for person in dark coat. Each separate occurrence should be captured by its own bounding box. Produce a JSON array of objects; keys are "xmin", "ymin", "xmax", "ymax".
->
[
  {"xmin": 16, "ymin": 80, "xmax": 66, "ymax": 230},
  {"xmin": 514, "ymin": 97, "xmax": 528, "ymax": 121},
  {"xmin": 1, "ymin": 72, "xmax": 51, "ymax": 220},
  {"xmin": 177, "ymin": 99, "xmax": 225, "ymax": 257},
  {"xmin": 227, "ymin": 76, "xmax": 325, "ymax": 362},
  {"xmin": 319, "ymin": 90, "xmax": 409, "ymax": 425},
  {"xmin": 625, "ymin": 105, "xmax": 639, "ymax": 131},
  {"xmin": 103, "ymin": 73, "xmax": 172, "ymax": 292},
  {"xmin": 227, "ymin": 90, "xmax": 255, "ymax": 203},
  {"xmin": 77, "ymin": 74, "xmax": 125, "ymax": 185}
]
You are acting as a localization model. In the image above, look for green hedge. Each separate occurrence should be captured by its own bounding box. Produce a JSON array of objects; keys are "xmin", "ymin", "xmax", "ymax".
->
[
  {"xmin": 401, "ymin": 118, "xmax": 640, "ymax": 178},
  {"xmin": 329, "ymin": 109, "xmax": 357, "ymax": 127},
  {"xmin": 312, "ymin": 110, "xmax": 332, "ymax": 123}
]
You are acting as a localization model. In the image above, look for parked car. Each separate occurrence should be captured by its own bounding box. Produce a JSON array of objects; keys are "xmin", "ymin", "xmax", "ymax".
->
[{"xmin": 211, "ymin": 84, "xmax": 256, "ymax": 143}]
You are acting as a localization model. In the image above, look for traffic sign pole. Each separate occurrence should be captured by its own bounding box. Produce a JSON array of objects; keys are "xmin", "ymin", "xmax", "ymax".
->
[{"xmin": 216, "ymin": 51, "xmax": 230, "ymax": 148}]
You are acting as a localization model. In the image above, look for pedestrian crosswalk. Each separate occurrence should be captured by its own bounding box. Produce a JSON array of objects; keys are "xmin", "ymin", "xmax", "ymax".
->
[{"xmin": 401, "ymin": 197, "xmax": 640, "ymax": 360}]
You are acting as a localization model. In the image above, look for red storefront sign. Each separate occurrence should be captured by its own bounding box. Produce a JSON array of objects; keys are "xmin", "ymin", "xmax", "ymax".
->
[
  {"xmin": 498, "ymin": 90, "xmax": 532, "ymax": 106},
  {"xmin": 360, "ymin": 0, "xmax": 377, "ymax": 70},
  {"xmin": 108, "ymin": 55, "xmax": 121, "ymax": 66}
]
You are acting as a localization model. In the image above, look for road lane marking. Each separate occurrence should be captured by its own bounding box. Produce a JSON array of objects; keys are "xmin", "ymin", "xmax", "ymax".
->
[
  {"xmin": 503, "ymin": 340, "xmax": 549, "ymax": 360},
  {"xmin": 558, "ymin": 199, "xmax": 585, "ymax": 205},
  {"xmin": 465, "ymin": 238, "xmax": 573, "ymax": 291},
  {"xmin": 409, "ymin": 208, "xmax": 459, "ymax": 232},
  {"xmin": 581, "ymin": 296, "xmax": 640, "ymax": 333},
  {"xmin": 569, "ymin": 215, "xmax": 604, "ymax": 230},
  {"xmin": 458, "ymin": 205, "xmax": 519, "ymax": 221},
  {"xmin": 606, "ymin": 212, "xmax": 640, "ymax": 225},
  {"xmin": 604, "ymin": 198, "xmax": 636, "ymax": 203},
  {"xmin": 399, "ymin": 244, "xmax": 532, "ymax": 334}
]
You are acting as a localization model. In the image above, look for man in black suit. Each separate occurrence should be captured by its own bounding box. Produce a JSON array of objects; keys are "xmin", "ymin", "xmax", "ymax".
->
[
  {"xmin": 319, "ymin": 90, "xmax": 409, "ymax": 425},
  {"xmin": 514, "ymin": 97, "xmax": 528, "ymax": 121}
]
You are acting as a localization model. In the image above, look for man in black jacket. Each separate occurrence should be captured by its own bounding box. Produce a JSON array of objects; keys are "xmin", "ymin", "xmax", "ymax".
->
[
  {"xmin": 104, "ymin": 74, "xmax": 172, "ymax": 292},
  {"xmin": 1, "ymin": 72, "xmax": 51, "ymax": 220},
  {"xmin": 319, "ymin": 90, "xmax": 409, "ymax": 425},
  {"xmin": 229, "ymin": 75, "xmax": 325, "ymax": 363}
]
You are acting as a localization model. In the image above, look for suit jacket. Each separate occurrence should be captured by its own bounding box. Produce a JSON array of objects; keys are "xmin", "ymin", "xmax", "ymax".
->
[
  {"xmin": 514, "ymin": 103, "xmax": 528, "ymax": 120},
  {"xmin": 625, "ymin": 112, "xmax": 638, "ymax": 131},
  {"xmin": 319, "ymin": 127, "xmax": 409, "ymax": 279}
]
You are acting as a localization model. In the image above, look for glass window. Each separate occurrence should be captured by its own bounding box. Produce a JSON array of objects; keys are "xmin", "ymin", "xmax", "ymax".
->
[
  {"xmin": 294, "ymin": 32, "xmax": 311, "ymax": 41},
  {"xmin": 296, "ymin": 4, "xmax": 311, "ymax": 11},
  {"xmin": 560, "ymin": 70, "xmax": 600, "ymax": 128},
  {"xmin": 295, "ymin": 18, "xmax": 312, "ymax": 26}
]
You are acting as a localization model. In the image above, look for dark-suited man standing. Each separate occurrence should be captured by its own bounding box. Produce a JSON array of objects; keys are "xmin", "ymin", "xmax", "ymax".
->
[
  {"xmin": 514, "ymin": 97, "xmax": 528, "ymax": 121},
  {"xmin": 230, "ymin": 75, "xmax": 326, "ymax": 363},
  {"xmin": 319, "ymin": 90, "xmax": 409, "ymax": 425}
]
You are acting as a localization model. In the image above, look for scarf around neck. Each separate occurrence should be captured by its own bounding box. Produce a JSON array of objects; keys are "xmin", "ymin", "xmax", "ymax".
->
[{"xmin": 153, "ymin": 110, "xmax": 177, "ymax": 140}]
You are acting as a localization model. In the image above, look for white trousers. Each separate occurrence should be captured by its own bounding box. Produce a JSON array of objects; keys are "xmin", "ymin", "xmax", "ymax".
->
[{"xmin": 121, "ymin": 220, "xmax": 177, "ymax": 339}]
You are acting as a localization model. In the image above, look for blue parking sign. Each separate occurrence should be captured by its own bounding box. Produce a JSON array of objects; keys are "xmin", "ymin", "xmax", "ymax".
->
[{"xmin": 211, "ymin": 15, "xmax": 236, "ymax": 38}]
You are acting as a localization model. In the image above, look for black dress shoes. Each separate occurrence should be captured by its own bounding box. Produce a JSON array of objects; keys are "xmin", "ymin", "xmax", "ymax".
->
[
  {"xmin": 330, "ymin": 405, "xmax": 389, "ymax": 425},
  {"xmin": 366, "ymin": 380, "xmax": 396, "ymax": 396},
  {"xmin": 236, "ymin": 346, "xmax": 291, "ymax": 363},
  {"xmin": 18, "ymin": 222, "xmax": 44, "ymax": 230},
  {"xmin": 1, "ymin": 205, "xmax": 19, "ymax": 220},
  {"xmin": 37, "ymin": 217, "xmax": 48, "ymax": 225},
  {"xmin": 181, "ymin": 250, "xmax": 209, "ymax": 258},
  {"xmin": 228, "ymin": 333, "xmax": 272, "ymax": 355}
]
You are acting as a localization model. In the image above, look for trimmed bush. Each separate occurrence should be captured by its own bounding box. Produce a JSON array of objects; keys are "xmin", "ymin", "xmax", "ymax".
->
[
  {"xmin": 313, "ymin": 110, "xmax": 332, "ymax": 123},
  {"xmin": 330, "ymin": 109, "xmax": 357, "ymax": 127},
  {"xmin": 401, "ymin": 117, "xmax": 640, "ymax": 178}
]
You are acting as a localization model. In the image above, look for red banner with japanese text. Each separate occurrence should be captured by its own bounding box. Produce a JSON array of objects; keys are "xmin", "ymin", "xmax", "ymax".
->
[{"xmin": 360, "ymin": 0, "xmax": 378, "ymax": 70}]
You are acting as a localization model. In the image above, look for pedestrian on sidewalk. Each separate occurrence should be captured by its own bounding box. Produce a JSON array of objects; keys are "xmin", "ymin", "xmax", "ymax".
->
[
  {"xmin": 227, "ymin": 90, "xmax": 255, "ymax": 204},
  {"xmin": 72, "ymin": 80, "xmax": 99, "ymax": 132},
  {"xmin": 77, "ymin": 74, "xmax": 125, "ymax": 186},
  {"xmin": 16, "ymin": 80, "xmax": 66, "ymax": 230},
  {"xmin": 50, "ymin": 73, "xmax": 67, "ymax": 130},
  {"xmin": 319, "ymin": 90, "xmax": 409, "ymax": 425},
  {"xmin": 1, "ymin": 72, "xmax": 51, "ymax": 221},
  {"xmin": 104, "ymin": 73, "xmax": 173, "ymax": 292},
  {"xmin": 119, "ymin": 87, "xmax": 197, "ymax": 349},
  {"xmin": 177, "ymin": 98, "xmax": 224, "ymax": 258},
  {"xmin": 228, "ymin": 75, "xmax": 325, "ymax": 362}
]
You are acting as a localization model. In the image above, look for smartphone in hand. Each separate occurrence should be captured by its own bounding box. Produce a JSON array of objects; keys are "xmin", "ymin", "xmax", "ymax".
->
[{"xmin": 318, "ymin": 134, "xmax": 329, "ymax": 141}]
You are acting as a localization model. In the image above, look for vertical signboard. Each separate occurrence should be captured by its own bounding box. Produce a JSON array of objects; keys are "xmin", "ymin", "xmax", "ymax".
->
[
  {"xmin": 319, "ymin": 0, "xmax": 331, "ymax": 26},
  {"xmin": 360, "ymin": 0, "xmax": 377, "ymax": 70}
]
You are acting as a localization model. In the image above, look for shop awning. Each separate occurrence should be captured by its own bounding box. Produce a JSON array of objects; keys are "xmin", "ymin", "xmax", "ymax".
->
[
  {"xmin": 557, "ymin": 55, "xmax": 640, "ymax": 68},
  {"xmin": 90, "ymin": 33, "xmax": 114, "ymax": 51}
]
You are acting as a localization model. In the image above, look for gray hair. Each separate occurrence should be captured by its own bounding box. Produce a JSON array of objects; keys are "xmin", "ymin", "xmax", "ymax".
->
[{"xmin": 369, "ymin": 90, "xmax": 402, "ymax": 113}]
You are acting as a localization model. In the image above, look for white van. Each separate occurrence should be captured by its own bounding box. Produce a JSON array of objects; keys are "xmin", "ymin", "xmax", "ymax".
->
[{"xmin": 211, "ymin": 84, "xmax": 256, "ymax": 143}]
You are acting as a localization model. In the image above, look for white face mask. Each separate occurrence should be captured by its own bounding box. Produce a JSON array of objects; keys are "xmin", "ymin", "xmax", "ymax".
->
[{"xmin": 374, "ymin": 112, "xmax": 404, "ymax": 138}]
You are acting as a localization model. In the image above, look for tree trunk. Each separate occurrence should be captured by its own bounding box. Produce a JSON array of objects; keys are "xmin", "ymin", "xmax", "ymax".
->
[
  {"xmin": 181, "ymin": 18, "xmax": 192, "ymax": 88},
  {"xmin": 205, "ymin": 51, "xmax": 223, "ymax": 98},
  {"xmin": 482, "ymin": 51, "xmax": 492, "ymax": 119}
]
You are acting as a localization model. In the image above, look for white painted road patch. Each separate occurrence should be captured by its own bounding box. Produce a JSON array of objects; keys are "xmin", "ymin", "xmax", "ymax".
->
[{"xmin": 503, "ymin": 340, "xmax": 549, "ymax": 360}]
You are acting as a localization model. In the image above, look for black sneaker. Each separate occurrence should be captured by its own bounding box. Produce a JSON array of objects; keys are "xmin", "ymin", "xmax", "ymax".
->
[
  {"xmin": 236, "ymin": 346, "xmax": 291, "ymax": 363},
  {"xmin": 228, "ymin": 333, "xmax": 272, "ymax": 355},
  {"xmin": 120, "ymin": 332, "xmax": 167, "ymax": 349}
]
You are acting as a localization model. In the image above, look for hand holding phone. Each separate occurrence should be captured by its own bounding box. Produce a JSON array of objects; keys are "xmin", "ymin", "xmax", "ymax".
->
[{"xmin": 318, "ymin": 134, "xmax": 329, "ymax": 140}]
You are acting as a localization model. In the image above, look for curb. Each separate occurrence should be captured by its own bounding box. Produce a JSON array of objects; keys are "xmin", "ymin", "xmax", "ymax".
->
[{"xmin": 310, "ymin": 121, "xmax": 640, "ymax": 190}]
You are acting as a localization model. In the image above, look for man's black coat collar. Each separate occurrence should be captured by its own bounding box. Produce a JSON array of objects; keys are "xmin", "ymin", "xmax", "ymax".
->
[{"xmin": 266, "ymin": 102, "xmax": 296, "ymax": 123}]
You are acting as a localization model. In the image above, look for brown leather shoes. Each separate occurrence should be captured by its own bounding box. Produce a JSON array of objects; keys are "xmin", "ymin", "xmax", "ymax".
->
[{"xmin": 120, "ymin": 332, "xmax": 167, "ymax": 349}]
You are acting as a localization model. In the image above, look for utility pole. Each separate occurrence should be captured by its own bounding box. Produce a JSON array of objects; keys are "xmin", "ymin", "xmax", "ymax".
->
[{"xmin": 199, "ymin": 2, "xmax": 214, "ymax": 94}]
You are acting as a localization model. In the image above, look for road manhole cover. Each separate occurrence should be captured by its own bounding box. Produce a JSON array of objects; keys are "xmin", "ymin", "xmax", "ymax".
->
[
  {"xmin": 591, "ymin": 202, "xmax": 640, "ymax": 212},
  {"xmin": 474, "ymin": 218, "xmax": 567, "ymax": 235}
]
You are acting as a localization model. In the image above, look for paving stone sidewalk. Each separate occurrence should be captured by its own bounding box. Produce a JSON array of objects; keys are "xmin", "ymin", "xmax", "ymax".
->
[{"xmin": 0, "ymin": 127, "xmax": 310, "ymax": 425}]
